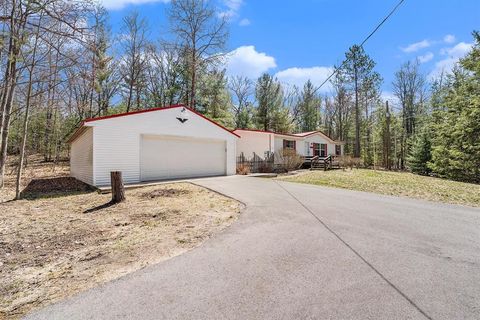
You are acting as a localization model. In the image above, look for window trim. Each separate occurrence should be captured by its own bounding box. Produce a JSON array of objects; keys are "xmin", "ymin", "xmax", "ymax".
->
[
  {"xmin": 283, "ymin": 139, "xmax": 296, "ymax": 150},
  {"xmin": 335, "ymin": 145, "xmax": 341, "ymax": 156}
]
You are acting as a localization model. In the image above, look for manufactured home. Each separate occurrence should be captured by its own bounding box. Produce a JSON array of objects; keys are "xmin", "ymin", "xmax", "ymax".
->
[{"xmin": 233, "ymin": 129, "xmax": 344, "ymax": 160}]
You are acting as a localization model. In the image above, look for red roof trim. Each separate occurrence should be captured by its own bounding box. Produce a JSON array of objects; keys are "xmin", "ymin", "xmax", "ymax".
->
[
  {"xmin": 233, "ymin": 128, "xmax": 339, "ymax": 142},
  {"xmin": 234, "ymin": 128, "xmax": 301, "ymax": 138},
  {"xmin": 68, "ymin": 104, "xmax": 239, "ymax": 143},
  {"xmin": 233, "ymin": 128, "xmax": 277, "ymax": 134},
  {"xmin": 83, "ymin": 104, "xmax": 185, "ymax": 123}
]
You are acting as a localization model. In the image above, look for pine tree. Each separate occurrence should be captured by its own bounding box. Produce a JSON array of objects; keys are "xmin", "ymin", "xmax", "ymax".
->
[
  {"xmin": 407, "ymin": 129, "xmax": 432, "ymax": 175},
  {"xmin": 342, "ymin": 45, "xmax": 381, "ymax": 158},
  {"xmin": 297, "ymin": 80, "xmax": 321, "ymax": 132},
  {"xmin": 429, "ymin": 31, "xmax": 480, "ymax": 183},
  {"xmin": 197, "ymin": 69, "xmax": 234, "ymax": 128},
  {"xmin": 254, "ymin": 73, "xmax": 292, "ymax": 133}
]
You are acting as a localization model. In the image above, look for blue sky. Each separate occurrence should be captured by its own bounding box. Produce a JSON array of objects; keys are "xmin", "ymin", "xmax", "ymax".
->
[{"xmin": 102, "ymin": 0, "xmax": 479, "ymax": 97}]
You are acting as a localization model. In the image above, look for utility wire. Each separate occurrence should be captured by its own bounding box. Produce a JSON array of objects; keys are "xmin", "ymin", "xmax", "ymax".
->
[{"xmin": 312, "ymin": 0, "xmax": 406, "ymax": 95}]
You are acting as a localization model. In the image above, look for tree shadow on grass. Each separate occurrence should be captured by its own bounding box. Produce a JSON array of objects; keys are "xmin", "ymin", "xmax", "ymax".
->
[{"xmin": 83, "ymin": 201, "xmax": 117, "ymax": 214}]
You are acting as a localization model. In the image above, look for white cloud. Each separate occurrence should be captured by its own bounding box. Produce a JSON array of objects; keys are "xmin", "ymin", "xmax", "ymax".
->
[
  {"xmin": 441, "ymin": 41, "xmax": 473, "ymax": 57},
  {"xmin": 417, "ymin": 52, "xmax": 434, "ymax": 64},
  {"xmin": 275, "ymin": 66, "xmax": 334, "ymax": 93},
  {"xmin": 219, "ymin": 0, "xmax": 244, "ymax": 19},
  {"xmin": 381, "ymin": 91, "xmax": 400, "ymax": 108},
  {"xmin": 226, "ymin": 46, "xmax": 276, "ymax": 79},
  {"xmin": 443, "ymin": 34, "xmax": 456, "ymax": 44},
  {"xmin": 401, "ymin": 39, "xmax": 432, "ymax": 53},
  {"xmin": 239, "ymin": 18, "xmax": 251, "ymax": 26},
  {"xmin": 99, "ymin": 0, "xmax": 169, "ymax": 10},
  {"xmin": 429, "ymin": 42, "xmax": 473, "ymax": 79}
]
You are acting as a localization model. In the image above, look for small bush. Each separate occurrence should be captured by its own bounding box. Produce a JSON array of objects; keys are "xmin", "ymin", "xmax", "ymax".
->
[
  {"xmin": 258, "ymin": 162, "xmax": 273, "ymax": 173},
  {"xmin": 276, "ymin": 148, "xmax": 303, "ymax": 172},
  {"xmin": 236, "ymin": 163, "xmax": 251, "ymax": 175},
  {"xmin": 337, "ymin": 156, "xmax": 363, "ymax": 169}
]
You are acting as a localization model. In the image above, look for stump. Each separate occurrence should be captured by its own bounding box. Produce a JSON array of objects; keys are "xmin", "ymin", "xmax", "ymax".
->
[{"xmin": 110, "ymin": 171, "xmax": 125, "ymax": 203}]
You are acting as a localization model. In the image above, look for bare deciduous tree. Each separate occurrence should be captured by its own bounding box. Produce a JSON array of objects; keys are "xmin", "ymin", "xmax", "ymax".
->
[
  {"xmin": 229, "ymin": 75, "xmax": 253, "ymax": 128},
  {"xmin": 168, "ymin": 0, "xmax": 228, "ymax": 109},
  {"xmin": 119, "ymin": 11, "xmax": 149, "ymax": 112}
]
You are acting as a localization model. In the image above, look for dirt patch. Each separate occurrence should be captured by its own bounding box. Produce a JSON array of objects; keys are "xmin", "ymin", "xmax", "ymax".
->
[
  {"xmin": 0, "ymin": 179, "xmax": 242, "ymax": 319},
  {"xmin": 21, "ymin": 177, "xmax": 95, "ymax": 199},
  {"xmin": 142, "ymin": 188, "xmax": 191, "ymax": 199}
]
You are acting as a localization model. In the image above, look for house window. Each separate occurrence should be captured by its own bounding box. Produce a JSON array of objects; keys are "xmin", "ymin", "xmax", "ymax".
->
[
  {"xmin": 335, "ymin": 145, "xmax": 341, "ymax": 156},
  {"xmin": 313, "ymin": 143, "xmax": 327, "ymax": 157},
  {"xmin": 320, "ymin": 144, "xmax": 327, "ymax": 157},
  {"xmin": 283, "ymin": 139, "xmax": 296, "ymax": 150}
]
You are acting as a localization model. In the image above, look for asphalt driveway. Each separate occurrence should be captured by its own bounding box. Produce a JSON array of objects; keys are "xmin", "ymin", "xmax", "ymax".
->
[{"xmin": 25, "ymin": 176, "xmax": 480, "ymax": 320}]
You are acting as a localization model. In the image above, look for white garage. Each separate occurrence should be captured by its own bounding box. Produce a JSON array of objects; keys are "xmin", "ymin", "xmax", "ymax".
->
[{"xmin": 68, "ymin": 105, "xmax": 238, "ymax": 187}]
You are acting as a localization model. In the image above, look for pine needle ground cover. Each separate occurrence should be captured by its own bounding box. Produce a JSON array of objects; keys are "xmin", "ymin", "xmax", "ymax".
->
[{"xmin": 282, "ymin": 169, "xmax": 480, "ymax": 207}]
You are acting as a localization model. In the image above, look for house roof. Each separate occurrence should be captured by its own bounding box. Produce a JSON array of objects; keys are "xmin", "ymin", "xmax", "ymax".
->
[
  {"xmin": 68, "ymin": 104, "xmax": 240, "ymax": 143},
  {"xmin": 233, "ymin": 128, "xmax": 342, "ymax": 143}
]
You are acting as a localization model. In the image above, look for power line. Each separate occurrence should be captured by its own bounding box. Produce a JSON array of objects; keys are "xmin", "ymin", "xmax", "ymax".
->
[{"xmin": 312, "ymin": 0, "xmax": 406, "ymax": 95}]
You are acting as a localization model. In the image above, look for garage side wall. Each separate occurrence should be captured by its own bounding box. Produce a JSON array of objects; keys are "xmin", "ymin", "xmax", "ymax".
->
[
  {"xmin": 235, "ymin": 131, "xmax": 273, "ymax": 159},
  {"xmin": 70, "ymin": 128, "xmax": 93, "ymax": 185},
  {"xmin": 91, "ymin": 108, "xmax": 237, "ymax": 186}
]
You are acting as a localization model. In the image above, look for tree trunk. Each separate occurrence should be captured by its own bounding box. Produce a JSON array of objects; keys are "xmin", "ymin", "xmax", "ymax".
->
[
  {"xmin": 190, "ymin": 49, "xmax": 196, "ymax": 110},
  {"xmin": 15, "ymin": 98, "xmax": 31, "ymax": 199},
  {"xmin": 0, "ymin": 73, "xmax": 17, "ymax": 188},
  {"xmin": 15, "ymin": 17, "xmax": 41, "ymax": 198},
  {"xmin": 126, "ymin": 81, "xmax": 133, "ymax": 112},
  {"xmin": 110, "ymin": 171, "xmax": 125, "ymax": 203},
  {"xmin": 384, "ymin": 101, "xmax": 391, "ymax": 170},
  {"xmin": 354, "ymin": 66, "xmax": 361, "ymax": 158}
]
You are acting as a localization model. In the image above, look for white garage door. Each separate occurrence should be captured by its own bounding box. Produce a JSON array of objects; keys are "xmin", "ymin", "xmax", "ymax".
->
[{"xmin": 140, "ymin": 135, "xmax": 226, "ymax": 181}]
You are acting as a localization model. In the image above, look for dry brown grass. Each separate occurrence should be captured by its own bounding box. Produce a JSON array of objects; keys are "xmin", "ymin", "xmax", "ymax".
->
[
  {"xmin": 281, "ymin": 169, "xmax": 480, "ymax": 207},
  {"xmin": 0, "ymin": 157, "xmax": 242, "ymax": 319}
]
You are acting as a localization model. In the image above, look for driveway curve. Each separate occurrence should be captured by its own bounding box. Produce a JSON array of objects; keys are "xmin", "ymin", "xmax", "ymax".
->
[{"xmin": 25, "ymin": 176, "xmax": 480, "ymax": 320}]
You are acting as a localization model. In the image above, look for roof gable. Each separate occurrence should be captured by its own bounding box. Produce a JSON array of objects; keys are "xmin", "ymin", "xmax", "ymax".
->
[
  {"xmin": 233, "ymin": 128, "xmax": 341, "ymax": 143},
  {"xmin": 69, "ymin": 105, "xmax": 239, "ymax": 143}
]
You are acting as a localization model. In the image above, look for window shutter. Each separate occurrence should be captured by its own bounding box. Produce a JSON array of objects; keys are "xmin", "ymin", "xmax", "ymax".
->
[
  {"xmin": 283, "ymin": 139, "xmax": 287, "ymax": 149},
  {"xmin": 293, "ymin": 140, "xmax": 296, "ymax": 151}
]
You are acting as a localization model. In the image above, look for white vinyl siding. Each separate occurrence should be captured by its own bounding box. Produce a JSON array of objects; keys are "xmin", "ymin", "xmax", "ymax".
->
[
  {"xmin": 234, "ymin": 130, "xmax": 273, "ymax": 159},
  {"xmin": 70, "ymin": 128, "xmax": 93, "ymax": 185}
]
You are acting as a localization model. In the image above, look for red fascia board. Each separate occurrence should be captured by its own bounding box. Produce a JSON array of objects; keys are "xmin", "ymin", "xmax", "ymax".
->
[
  {"xmin": 234, "ymin": 128, "xmax": 342, "ymax": 143},
  {"xmin": 234, "ymin": 128, "xmax": 297, "ymax": 137},
  {"xmin": 233, "ymin": 128, "xmax": 277, "ymax": 134},
  {"xmin": 296, "ymin": 130, "xmax": 337, "ymax": 142},
  {"xmin": 234, "ymin": 128, "xmax": 305, "ymax": 139},
  {"xmin": 83, "ymin": 104, "xmax": 185, "ymax": 123},
  {"xmin": 79, "ymin": 104, "xmax": 239, "ymax": 138}
]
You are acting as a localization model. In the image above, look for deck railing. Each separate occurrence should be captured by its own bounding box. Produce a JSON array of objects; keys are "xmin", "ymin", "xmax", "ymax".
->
[{"xmin": 237, "ymin": 152, "xmax": 274, "ymax": 173}]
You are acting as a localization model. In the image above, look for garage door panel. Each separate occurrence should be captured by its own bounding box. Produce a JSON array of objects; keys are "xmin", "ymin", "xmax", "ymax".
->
[{"xmin": 140, "ymin": 135, "xmax": 226, "ymax": 181}]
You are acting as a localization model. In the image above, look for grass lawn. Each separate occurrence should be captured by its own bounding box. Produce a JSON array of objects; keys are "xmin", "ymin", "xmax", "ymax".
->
[
  {"xmin": 281, "ymin": 169, "xmax": 480, "ymax": 207},
  {"xmin": 0, "ymin": 158, "xmax": 242, "ymax": 319}
]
